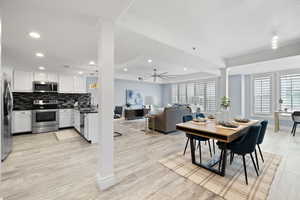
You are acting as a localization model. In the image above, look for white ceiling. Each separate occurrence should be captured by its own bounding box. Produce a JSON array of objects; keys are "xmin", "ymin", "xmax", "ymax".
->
[{"xmin": 2, "ymin": 0, "xmax": 300, "ymax": 82}]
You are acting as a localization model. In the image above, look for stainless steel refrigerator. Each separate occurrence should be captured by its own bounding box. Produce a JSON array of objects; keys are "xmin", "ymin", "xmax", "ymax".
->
[{"xmin": 1, "ymin": 73, "xmax": 13, "ymax": 161}]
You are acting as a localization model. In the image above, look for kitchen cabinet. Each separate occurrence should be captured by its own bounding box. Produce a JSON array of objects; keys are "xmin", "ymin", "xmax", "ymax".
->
[
  {"xmin": 84, "ymin": 113, "xmax": 98, "ymax": 143},
  {"xmin": 13, "ymin": 70, "xmax": 33, "ymax": 92},
  {"xmin": 12, "ymin": 110, "xmax": 32, "ymax": 134},
  {"xmin": 59, "ymin": 75, "xmax": 74, "ymax": 93},
  {"xmin": 47, "ymin": 73, "xmax": 58, "ymax": 82},
  {"xmin": 33, "ymin": 72, "xmax": 59, "ymax": 82},
  {"xmin": 34, "ymin": 72, "xmax": 48, "ymax": 82},
  {"xmin": 73, "ymin": 109, "xmax": 81, "ymax": 132},
  {"xmin": 59, "ymin": 109, "xmax": 74, "ymax": 128},
  {"xmin": 74, "ymin": 76, "xmax": 86, "ymax": 93}
]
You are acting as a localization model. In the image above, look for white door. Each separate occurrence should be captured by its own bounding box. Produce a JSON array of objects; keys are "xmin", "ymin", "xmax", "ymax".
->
[{"xmin": 13, "ymin": 70, "xmax": 33, "ymax": 92}]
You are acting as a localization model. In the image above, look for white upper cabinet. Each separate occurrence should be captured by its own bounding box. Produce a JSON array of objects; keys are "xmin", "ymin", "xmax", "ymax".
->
[
  {"xmin": 13, "ymin": 70, "xmax": 85, "ymax": 93},
  {"xmin": 34, "ymin": 72, "xmax": 48, "ymax": 82},
  {"xmin": 13, "ymin": 70, "xmax": 33, "ymax": 92},
  {"xmin": 59, "ymin": 74, "xmax": 74, "ymax": 93},
  {"xmin": 74, "ymin": 76, "xmax": 86, "ymax": 93},
  {"xmin": 34, "ymin": 72, "xmax": 58, "ymax": 82},
  {"xmin": 47, "ymin": 73, "xmax": 58, "ymax": 82}
]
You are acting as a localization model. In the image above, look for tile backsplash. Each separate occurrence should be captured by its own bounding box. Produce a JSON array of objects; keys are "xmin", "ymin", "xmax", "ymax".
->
[{"xmin": 13, "ymin": 92, "xmax": 91, "ymax": 110}]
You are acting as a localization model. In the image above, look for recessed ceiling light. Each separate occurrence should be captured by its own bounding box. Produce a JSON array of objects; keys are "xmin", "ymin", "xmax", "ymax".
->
[
  {"xmin": 78, "ymin": 71, "xmax": 83, "ymax": 75},
  {"xmin": 29, "ymin": 32, "xmax": 40, "ymax": 39},
  {"xmin": 35, "ymin": 52, "xmax": 44, "ymax": 57},
  {"xmin": 89, "ymin": 61, "xmax": 95, "ymax": 65},
  {"xmin": 271, "ymin": 34, "xmax": 279, "ymax": 50},
  {"xmin": 38, "ymin": 66, "xmax": 45, "ymax": 70},
  {"xmin": 123, "ymin": 68, "xmax": 128, "ymax": 72},
  {"xmin": 148, "ymin": 59, "xmax": 152, "ymax": 63},
  {"xmin": 183, "ymin": 67, "xmax": 187, "ymax": 71}
]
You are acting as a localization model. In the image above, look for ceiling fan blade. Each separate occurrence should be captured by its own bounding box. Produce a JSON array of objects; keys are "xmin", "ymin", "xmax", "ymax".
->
[
  {"xmin": 159, "ymin": 72, "xmax": 168, "ymax": 75},
  {"xmin": 163, "ymin": 75, "xmax": 177, "ymax": 78}
]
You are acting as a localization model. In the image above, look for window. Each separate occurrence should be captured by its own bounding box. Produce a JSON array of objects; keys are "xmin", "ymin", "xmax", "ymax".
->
[
  {"xmin": 206, "ymin": 81, "xmax": 216, "ymax": 112},
  {"xmin": 194, "ymin": 82, "xmax": 205, "ymax": 110},
  {"xmin": 171, "ymin": 84, "xmax": 178, "ymax": 103},
  {"xmin": 171, "ymin": 79, "xmax": 217, "ymax": 112},
  {"xmin": 280, "ymin": 74, "xmax": 300, "ymax": 111},
  {"xmin": 178, "ymin": 83, "xmax": 187, "ymax": 104},
  {"xmin": 253, "ymin": 76, "xmax": 272, "ymax": 114},
  {"xmin": 186, "ymin": 83, "xmax": 195, "ymax": 104}
]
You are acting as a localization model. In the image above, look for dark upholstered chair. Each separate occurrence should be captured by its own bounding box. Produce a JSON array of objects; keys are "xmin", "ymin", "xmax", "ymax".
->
[
  {"xmin": 182, "ymin": 115, "xmax": 212, "ymax": 163},
  {"xmin": 291, "ymin": 111, "xmax": 300, "ymax": 136},
  {"xmin": 196, "ymin": 113, "xmax": 205, "ymax": 118},
  {"xmin": 227, "ymin": 125, "xmax": 261, "ymax": 185},
  {"xmin": 254, "ymin": 120, "xmax": 268, "ymax": 171},
  {"xmin": 114, "ymin": 106, "xmax": 123, "ymax": 119}
]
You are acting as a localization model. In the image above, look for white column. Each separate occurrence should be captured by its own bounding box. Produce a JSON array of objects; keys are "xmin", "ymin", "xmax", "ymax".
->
[
  {"xmin": 0, "ymin": 16, "xmax": 3, "ymax": 175},
  {"xmin": 96, "ymin": 19, "xmax": 115, "ymax": 190},
  {"xmin": 0, "ymin": 17, "xmax": 2, "ymax": 175},
  {"xmin": 219, "ymin": 68, "xmax": 229, "ymax": 97}
]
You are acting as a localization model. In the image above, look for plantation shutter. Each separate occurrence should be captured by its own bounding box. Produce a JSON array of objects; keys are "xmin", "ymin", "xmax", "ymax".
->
[
  {"xmin": 171, "ymin": 84, "xmax": 178, "ymax": 103},
  {"xmin": 280, "ymin": 74, "xmax": 300, "ymax": 111},
  {"xmin": 254, "ymin": 76, "xmax": 272, "ymax": 114},
  {"xmin": 178, "ymin": 83, "xmax": 187, "ymax": 104},
  {"xmin": 195, "ymin": 82, "xmax": 206, "ymax": 110},
  {"xmin": 206, "ymin": 80, "xmax": 216, "ymax": 112}
]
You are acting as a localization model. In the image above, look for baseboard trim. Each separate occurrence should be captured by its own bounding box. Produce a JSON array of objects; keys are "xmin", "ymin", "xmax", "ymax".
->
[{"xmin": 97, "ymin": 173, "xmax": 115, "ymax": 190}]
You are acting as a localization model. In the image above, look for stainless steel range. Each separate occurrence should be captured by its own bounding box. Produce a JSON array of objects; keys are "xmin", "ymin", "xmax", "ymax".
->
[{"xmin": 32, "ymin": 100, "xmax": 59, "ymax": 133}]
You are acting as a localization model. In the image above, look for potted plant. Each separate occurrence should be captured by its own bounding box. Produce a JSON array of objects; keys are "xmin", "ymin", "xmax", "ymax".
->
[
  {"xmin": 220, "ymin": 96, "xmax": 230, "ymax": 110},
  {"xmin": 220, "ymin": 96, "xmax": 231, "ymax": 121}
]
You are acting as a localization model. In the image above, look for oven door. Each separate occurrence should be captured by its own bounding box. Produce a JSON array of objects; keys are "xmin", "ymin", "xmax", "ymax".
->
[
  {"xmin": 32, "ymin": 109, "xmax": 59, "ymax": 126},
  {"xmin": 33, "ymin": 82, "xmax": 52, "ymax": 92}
]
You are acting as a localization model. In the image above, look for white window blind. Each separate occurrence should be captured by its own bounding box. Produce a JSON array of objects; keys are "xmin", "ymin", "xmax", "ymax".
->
[
  {"xmin": 195, "ymin": 82, "xmax": 205, "ymax": 110},
  {"xmin": 187, "ymin": 83, "xmax": 195, "ymax": 104},
  {"xmin": 171, "ymin": 84, "xmax": 178, "ymax": 103},
  {"xmin": 254, "ymin": 76, "xmax": 272, "ymax": 114},
  {"xmin": 206, "ymin": 81, "xmax": 216, "ymax": 112},
  {"xmin": 178, "ymin": 83, "xmax": 187, "ymax": 104},
  {"xmin": 280, "ymin": 74, "xmax": 300, "ymax": 111},
  {"xmin": 170, "ymin": 79, "xmax": 217, "ymax": 112}
]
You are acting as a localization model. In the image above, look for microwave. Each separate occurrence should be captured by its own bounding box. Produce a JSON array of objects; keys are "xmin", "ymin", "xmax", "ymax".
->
[{"xmin": 33, "ymin": 81, "xmax": 58, "ymax": 93}]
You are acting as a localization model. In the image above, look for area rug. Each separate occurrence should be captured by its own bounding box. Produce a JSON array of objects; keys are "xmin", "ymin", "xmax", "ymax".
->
[
  {"xmin": 159, "ymin": 150, "xmax": 282, "ymax": 200},
  {"xmin": 55, "ymin": 129, "xmax": 80, "ymax": 141}
]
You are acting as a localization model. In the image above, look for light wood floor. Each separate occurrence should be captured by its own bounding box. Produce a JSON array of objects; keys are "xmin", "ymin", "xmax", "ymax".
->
[{"xmin": 1, "ymin": 120, "xmax": 299, "ymax": 200}]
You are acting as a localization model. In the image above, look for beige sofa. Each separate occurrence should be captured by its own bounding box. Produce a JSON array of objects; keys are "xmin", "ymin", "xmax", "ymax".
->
[{"xmin": 148, "ymin": 106, "xmax": 191, "ymax": 133}]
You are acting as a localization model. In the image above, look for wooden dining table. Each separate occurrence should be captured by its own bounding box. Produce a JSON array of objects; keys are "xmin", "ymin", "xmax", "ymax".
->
[{"xmin": 176, "ymin": 119, "xmax": 259, "ymax": 176}]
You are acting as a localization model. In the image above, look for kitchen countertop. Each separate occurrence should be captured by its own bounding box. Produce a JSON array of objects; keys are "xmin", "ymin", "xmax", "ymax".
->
[{"xmin": 13, "ymin": 106, "xmax": 98, "ymax": 113}]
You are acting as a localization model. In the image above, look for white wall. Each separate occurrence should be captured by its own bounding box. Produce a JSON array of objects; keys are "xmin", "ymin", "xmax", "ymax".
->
[{"xmin": 114, "ymin": 79, "xmax": 163, "ymax": 107}]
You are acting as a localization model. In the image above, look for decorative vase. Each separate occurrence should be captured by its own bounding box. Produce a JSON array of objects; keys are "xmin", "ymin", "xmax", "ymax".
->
[{"xmin": 220, "ymin": 107, "xmax": 231, "ymax": 122}]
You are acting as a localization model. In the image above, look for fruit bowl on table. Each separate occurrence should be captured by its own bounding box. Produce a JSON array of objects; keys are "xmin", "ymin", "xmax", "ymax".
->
[{"xmin": 234, "ymin": 118, "xmax": 250, "ymax": 123}]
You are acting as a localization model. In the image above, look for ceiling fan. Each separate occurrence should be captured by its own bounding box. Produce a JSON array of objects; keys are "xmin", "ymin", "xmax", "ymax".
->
[{"xmin": 138, "ymin": 68, "xmax": 176, "ymax": 82}]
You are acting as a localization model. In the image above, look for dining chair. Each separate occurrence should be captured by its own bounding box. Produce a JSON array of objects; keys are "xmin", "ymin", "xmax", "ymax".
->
[
  {"xmin": 114, "ymin": 106, "xmax": 123, "ymax": 119},
  {"xmin": 182, "ymin": 115, "xmax": 212, "ymax": 163},
  {"xmin": 196, "ymin": 112, "xmax": 215, "ymax": 154},
  {"xmin": 227, "ymin": 125, "xmax": 261, "ymax": 185},
  {"xmin": 254, "ymin": 120, "xmax": 268, "ymax": 171},
  {"xmin": 291, "ymin": 111, "xmax": 300, "ymax": 136},
  {"xmin": 196, "ymin": 113, "xmax": 205, "ymax": 118}
]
